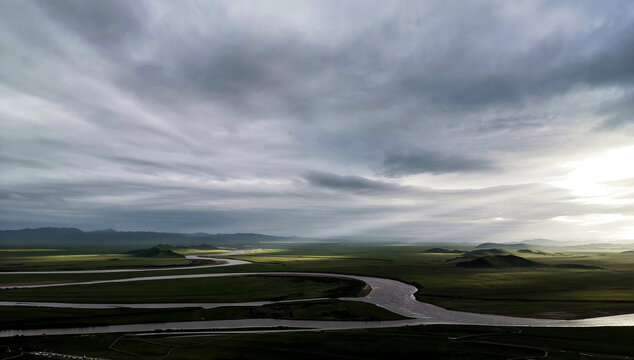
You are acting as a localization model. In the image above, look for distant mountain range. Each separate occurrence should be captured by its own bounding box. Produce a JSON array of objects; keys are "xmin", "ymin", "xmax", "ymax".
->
[
  {"xmin": 476, "ymin": 238, "xmax": 634, "ymax": 250},
  {"xmin": 0, "ymin": 227, "xmax": 292, "ymax": 248},
  {"xmin": 475, "ymin": 239, "xmax": 568, "ymax": 249},
  {"xmin": 3, "ymin": 227, "xmax": 633, "ymax": 250}
]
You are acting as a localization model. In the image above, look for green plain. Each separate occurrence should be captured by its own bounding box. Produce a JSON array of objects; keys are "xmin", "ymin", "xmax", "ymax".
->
[
  {"xmin": 0, "ymin": 300, "xmax": 404, "ymax": 330},
  {"xmin": 2, "ymin": 325, "xmax": 633, "ymax": 360},
  {"xmin": 1, "ymin": 245, "xmax": 634, "ymax": 318},
  {"xmin": 0, "ymin": 275, "xmax": 365, "ymax": 303}
]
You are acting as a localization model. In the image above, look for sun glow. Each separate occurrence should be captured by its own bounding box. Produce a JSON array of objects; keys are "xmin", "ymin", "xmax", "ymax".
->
[
  {"xmin": 552, "ymin": 145, "xmax": 634, "ymax": 204},
  {"xmin": 552, "ymin": 214, "xmax": 634, "ymax": 225},
  {"xmin": 616, "ymin": 226, "xmax": 634, "ymax": 241}
]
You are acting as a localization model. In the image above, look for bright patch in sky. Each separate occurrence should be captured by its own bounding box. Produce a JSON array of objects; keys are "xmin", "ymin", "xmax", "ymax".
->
[
  {"xmin": 553, "ymin": 146, "xmax": 634, "ymax": 204},
  {"xmin": 617, "ymin": 226, "xmax": 634, "ymax": 241}
]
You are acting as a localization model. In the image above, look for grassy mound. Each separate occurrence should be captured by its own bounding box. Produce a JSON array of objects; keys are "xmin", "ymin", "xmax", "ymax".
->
[
  {"xmin": 463, "ymin": 248, "xmax": 510, "ymax": 257},
  {"xmin": 423, "ymin": 248, "xmax": 464, "ymax": 254},
  {"xmin": 444, "ymin": 248, "xmax": 511, "ymax": 263},
  {"xmin": 455, "ymin": 255, "xmax": 543, "ymax": 268},
  {"xmin": 128, "ymin": 245, "xmax": 184, "ymax": 258}
]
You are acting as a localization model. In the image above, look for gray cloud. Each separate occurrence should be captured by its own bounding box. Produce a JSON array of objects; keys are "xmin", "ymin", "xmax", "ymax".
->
[
  {"xmin": 383, "ymin": 149, "xmax": 493, "ymax": 177},
  {"xmin": 2, "ymin": 1, "xmax": 634, "ymax": 242},
  {"xmin": 478, "ymin": 115, "xmax": 553, "ymax": 133},
  {"xmin": 595, "ymin": 90, "xmax": 634, "ymax": 130},
  {"xmin": 303, "ymin": 171, "xmax": 396, "ymax": 192},
  {"xmin": 34, "ymin": 0, "xmax": 145, "ymax": 49}
]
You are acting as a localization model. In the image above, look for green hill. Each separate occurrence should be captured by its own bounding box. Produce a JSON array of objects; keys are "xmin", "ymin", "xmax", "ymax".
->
[
  {"xmin": 455, "ymin": 255, "xmax": 543, "ymax": 268},
  {"xmin": 443, "ymin": 249, "xmax": 510, "ymax": 263},
  {"xmin": 475, "ymin": 242, "xmax": 530, "ymax": 250},
  {"xmin": 423, "ymin": 248, "xmax": 464, "ymax": 254},
  {"xmin": 128, "ymin": 246, "xmax": 184, "ymax": 258},
  {"xmin": 464, "ymin": 248, "xmax": 510, "ymax": 257}
]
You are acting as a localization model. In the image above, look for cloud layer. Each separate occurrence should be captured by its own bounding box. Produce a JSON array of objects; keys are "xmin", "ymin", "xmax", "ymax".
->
[{"xmin": 2, "ymin": 0, "xmax": 634, "ymax": 242}]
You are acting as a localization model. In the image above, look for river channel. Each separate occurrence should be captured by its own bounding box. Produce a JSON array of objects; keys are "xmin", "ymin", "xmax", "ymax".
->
[{"xmin": 1, "ymin": 252, "xmax": 633, "ymax": 337}]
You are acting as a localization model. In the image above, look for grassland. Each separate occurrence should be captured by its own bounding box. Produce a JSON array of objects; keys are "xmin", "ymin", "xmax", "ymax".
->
[
  {"xmin": 2, "ymin": 325, "xmax": 633, "ymax": 360},
  {"xmin": 0, "ymin": 244, "xmax": 633, "ymax": 359},
  {"xmin": 1, "ymin": 245, "xmax": 633, "ymax": 319},
  {"xmin": 223, "ymin": 246, "xmax": 634, "ymax": 319},
  {"xmin": 0, "ymin": 300, "xmax": 404, "ymax": 330},
  {"xmin": 0, "ymin": 251, "xmax": 191, "ymax": 271},
  {"xmin": 0, "ymin": 275, "xmax": 366, "ymax": 303}
]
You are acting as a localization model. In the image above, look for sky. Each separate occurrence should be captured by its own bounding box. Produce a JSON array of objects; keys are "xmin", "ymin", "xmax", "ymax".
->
[{"xmin": 2, "ymin": 0, "xmax": 634, "ymax": 243}]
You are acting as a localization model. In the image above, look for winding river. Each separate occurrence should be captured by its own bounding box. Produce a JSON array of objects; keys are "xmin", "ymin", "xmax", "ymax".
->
[{"xmin": 1, "ymin": 252, "xmax": 633, "ymax": 337}]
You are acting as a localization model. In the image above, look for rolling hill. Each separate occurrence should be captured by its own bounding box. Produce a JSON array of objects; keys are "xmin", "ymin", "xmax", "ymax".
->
[
  {"xmin": 463, "ymin": 248, "xmax": 510, "ymax": 256},
  {"xmin": 128, "ymin": 245, "xmax": 184, "ymax": 258},
  {"xmin": 423, "ymin": 248, "xmax": 464, "ymax": 254},
  {"xmin": 455, "ymin": 255, "xmax": 543, "ymax": 268}
]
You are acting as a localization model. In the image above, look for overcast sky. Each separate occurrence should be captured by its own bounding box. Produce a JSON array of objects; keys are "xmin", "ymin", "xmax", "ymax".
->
[{"xmin": 2, "ymin": 1, "xmax": 634, "ymax": 242}]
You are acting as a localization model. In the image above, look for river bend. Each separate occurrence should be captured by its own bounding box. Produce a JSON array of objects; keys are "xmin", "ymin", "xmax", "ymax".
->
[{"xmin": 1, "ymin": 252, "xmax": 633, "ymax": 337}]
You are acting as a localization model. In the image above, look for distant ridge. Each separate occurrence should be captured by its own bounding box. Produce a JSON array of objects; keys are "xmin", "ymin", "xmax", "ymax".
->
[
  {"xmin": 521, "ymin": 239, "xmax": 561, "ymax": 247},
  {"xmin": 475, "ymin": 242, "xmax": 530, "ymax": 250},
  {"xmin": 0, "ymin": 227, "xmax": 291, "ymax": 248},
  {"xmin": 476, "ymin": 239, "xmax": 634, "ymax": 249}
]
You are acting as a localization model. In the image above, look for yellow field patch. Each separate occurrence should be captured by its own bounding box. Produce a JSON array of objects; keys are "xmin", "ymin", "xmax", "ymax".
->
[
  {"xmin": 175, "ymin": 249, "xmax": 231, "ymax": 255},
  {"xmin": 18, "ymin": 254, "xmax": 130, "ymax": 262},
  {"xmin": 0, "ymin": 249, "xmax": 63, "ymax": 252},
  {"xmin": 242, "ymin": 255, "xmax": 348, "ymax": 262}
]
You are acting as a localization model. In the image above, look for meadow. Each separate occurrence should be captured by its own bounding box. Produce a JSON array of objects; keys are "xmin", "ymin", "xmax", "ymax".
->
[
  {"xmin": 0, "ymin": 250, "xmax": 191, "ymax": 271},
  {"xmin": 0, "ymin": 299, "xmax": 403, "ymax": 330},
  {"xmin": 226, "ymin": 245, "xmax": 634, "ymax": 319},
  {"xmin": 2, "ymin": 245, "xmax": 633, "ymax": 318},
  {"xmin": 1, "ymin": 243, "xmax": 633, "ymax": 360},
  {"xmin": 0, "ymin": 275, "xmax": 366, "ymax": 303},
  {"xmin": 2, "ymin": 325, "xmax": 633, "ymax": 360}
]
